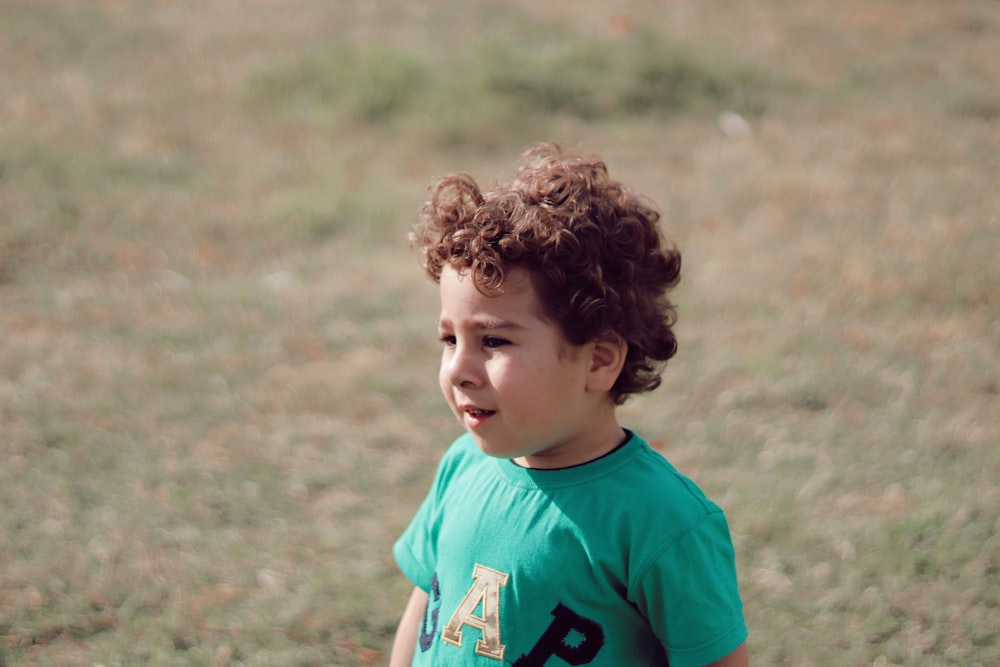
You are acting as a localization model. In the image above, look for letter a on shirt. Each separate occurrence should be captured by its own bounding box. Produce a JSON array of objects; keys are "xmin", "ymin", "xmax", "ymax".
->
[{"xmin": 442, "ymin": 564, "xmax": 509, "ymax": 660}]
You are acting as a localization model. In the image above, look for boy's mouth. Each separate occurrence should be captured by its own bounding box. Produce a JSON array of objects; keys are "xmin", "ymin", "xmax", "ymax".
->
[
  {"xmin": 462, "ymin": 407, "xmax": 495, "ymax": 429},
  {"xmin": 458, "ymin": 404, "xmax": 496, "ymax": 424}
]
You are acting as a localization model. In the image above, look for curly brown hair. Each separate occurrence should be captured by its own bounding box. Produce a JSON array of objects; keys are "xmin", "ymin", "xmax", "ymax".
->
[{"xmin": 413, "ymin": 144, "xmax": 681, "ymax": 404}]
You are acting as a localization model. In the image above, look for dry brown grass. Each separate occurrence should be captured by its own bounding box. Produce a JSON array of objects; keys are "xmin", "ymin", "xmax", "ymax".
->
[{"xmin": 1, "ymin": 1, "xmax": 998, "ymax": 665}]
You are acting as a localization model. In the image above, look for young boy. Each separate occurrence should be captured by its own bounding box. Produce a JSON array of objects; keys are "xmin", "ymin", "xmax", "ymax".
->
[{"xmin": 390, "ymin": 144, "xmax": 748, "ymax": 666}]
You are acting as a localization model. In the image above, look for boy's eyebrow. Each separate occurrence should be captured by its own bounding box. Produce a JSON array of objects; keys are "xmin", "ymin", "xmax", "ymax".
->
[
  {"xmin": 476, "ymin": 317, "xmax": 527, "ymax": 331},
  {"xmin": 438, "ymin": 316, "xmax": 527, "ymax": 331}
]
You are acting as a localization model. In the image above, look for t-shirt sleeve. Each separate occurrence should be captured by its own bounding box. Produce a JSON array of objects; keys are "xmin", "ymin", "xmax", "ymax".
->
[
  {"xmin": 633, "ymin": 509, "xmax": 748, "ymax": 667},
  {"xmin": 393, "ymin": 484, "xmax": 438, "ymax": 593},
  {"xmin": 393, "ymin": 438, "xmax": 467, "ymax": 593}
]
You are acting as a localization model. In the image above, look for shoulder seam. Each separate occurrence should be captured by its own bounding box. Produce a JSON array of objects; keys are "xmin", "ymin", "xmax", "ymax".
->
[{"xmin": 630, "ymin": 505, "xmax": 725, "ymax": 595}]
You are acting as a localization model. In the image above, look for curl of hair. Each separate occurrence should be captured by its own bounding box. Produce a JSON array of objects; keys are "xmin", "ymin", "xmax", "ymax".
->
[{"xmin": 412, "ymin": 144, "xmax": 681, "ymax": 404}]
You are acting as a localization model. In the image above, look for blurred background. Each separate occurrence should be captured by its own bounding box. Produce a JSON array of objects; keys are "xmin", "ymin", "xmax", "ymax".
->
[{"xmin": 1, "ymin": 1, "xmax": 997, "ymax": 665}]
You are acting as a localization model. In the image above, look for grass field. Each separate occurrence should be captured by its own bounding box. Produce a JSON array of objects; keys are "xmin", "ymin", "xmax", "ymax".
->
[{"xmin": 1, "ymin": 1, "xmax": 998, "ymax": 665}]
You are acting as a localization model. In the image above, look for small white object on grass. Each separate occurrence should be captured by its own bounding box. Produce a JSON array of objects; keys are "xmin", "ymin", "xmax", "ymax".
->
[
  {"xmin": 261, "ymin": 270, "xmax": 298, "ymax": 293},
  {"xmin": 718, "ymin": 111, "xmax": 753, "ymax": 139}
]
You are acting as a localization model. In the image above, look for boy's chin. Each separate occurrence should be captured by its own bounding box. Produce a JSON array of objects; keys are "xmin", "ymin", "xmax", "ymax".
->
[{"xmin": 467, "ymin": 433, "xmax": 519, "ymax": 460}]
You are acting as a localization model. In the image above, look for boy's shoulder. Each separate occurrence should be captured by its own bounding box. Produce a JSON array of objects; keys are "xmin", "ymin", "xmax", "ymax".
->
[
  {"xmin": 605, "ymin": 434, "xmax": 724, "ymax": 528},
  {"xmin": 628, "ymin": 437, "xmax": 721, "ymax": 507}
]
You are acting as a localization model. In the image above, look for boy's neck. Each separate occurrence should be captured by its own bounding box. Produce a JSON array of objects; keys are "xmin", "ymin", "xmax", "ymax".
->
[
  {"xmin": 511, "ymin": 428, "xmax": 631, "ymax": 471},
  {"xmin": 512, "ymin": 414, "xmax": 626, "ymax": 470}
]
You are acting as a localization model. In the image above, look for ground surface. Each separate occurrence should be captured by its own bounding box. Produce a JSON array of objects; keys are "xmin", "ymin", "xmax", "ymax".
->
[{"xmin": 1, "ymin": 1, "xmax": 998, "ymax": 665}]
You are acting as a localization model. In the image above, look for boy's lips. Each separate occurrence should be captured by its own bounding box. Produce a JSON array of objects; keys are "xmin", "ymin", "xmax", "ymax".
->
[
  {"xmin": 458, "ymin": 404, "xmax": 496, "ymax": 426},
  {"xmin": 459, "ymin": 404, "xmax": 496, "ymax": 417}
]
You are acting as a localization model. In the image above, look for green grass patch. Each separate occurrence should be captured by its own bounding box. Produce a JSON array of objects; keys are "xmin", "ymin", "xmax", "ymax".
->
[{"xmin": 246, "ymin": 15, "xmax": 773, "ymax": 147}]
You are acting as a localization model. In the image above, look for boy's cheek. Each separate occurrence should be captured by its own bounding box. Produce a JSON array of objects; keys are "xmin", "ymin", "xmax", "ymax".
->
[{"xmin": 437, "ymin": 384, "xmax": 458, "ymax": 412}]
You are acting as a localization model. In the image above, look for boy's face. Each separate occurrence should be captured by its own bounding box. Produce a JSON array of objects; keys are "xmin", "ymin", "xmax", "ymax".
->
[{"xmin": 437, "ymin": 264, "xmax": 622, "ymax": 469}]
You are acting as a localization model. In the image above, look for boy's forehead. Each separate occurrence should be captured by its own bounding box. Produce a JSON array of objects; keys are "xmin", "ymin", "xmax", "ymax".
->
[{"xmin": 439, "ymin": 265, "xmax": 542, "ymax": 323}]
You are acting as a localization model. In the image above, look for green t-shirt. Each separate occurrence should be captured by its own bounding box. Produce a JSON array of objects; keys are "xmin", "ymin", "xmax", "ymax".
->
[{"xmin": 394, "ymin": 431, "xmax": 747, "ymax": 666}]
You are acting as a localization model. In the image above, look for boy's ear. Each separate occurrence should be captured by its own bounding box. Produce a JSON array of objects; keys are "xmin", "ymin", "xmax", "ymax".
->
[{"xmin": 586, "ymin": 336, "xmax": 627, "ymax": 393}]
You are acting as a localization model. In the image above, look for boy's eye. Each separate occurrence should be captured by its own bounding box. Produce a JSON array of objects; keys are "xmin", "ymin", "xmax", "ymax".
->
[
  {"xmin": 483, "ymin": 336, "xmax": 509, "ymax": 349},
  {"xmin": 439, "ymin": 334, "xmax": 456, "ymax": 346}
]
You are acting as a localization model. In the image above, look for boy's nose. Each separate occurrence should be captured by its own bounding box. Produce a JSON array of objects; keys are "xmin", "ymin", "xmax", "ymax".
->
[{"xmin": 445, "ymin": 346, "xmax": 482, "ymax": 389}]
